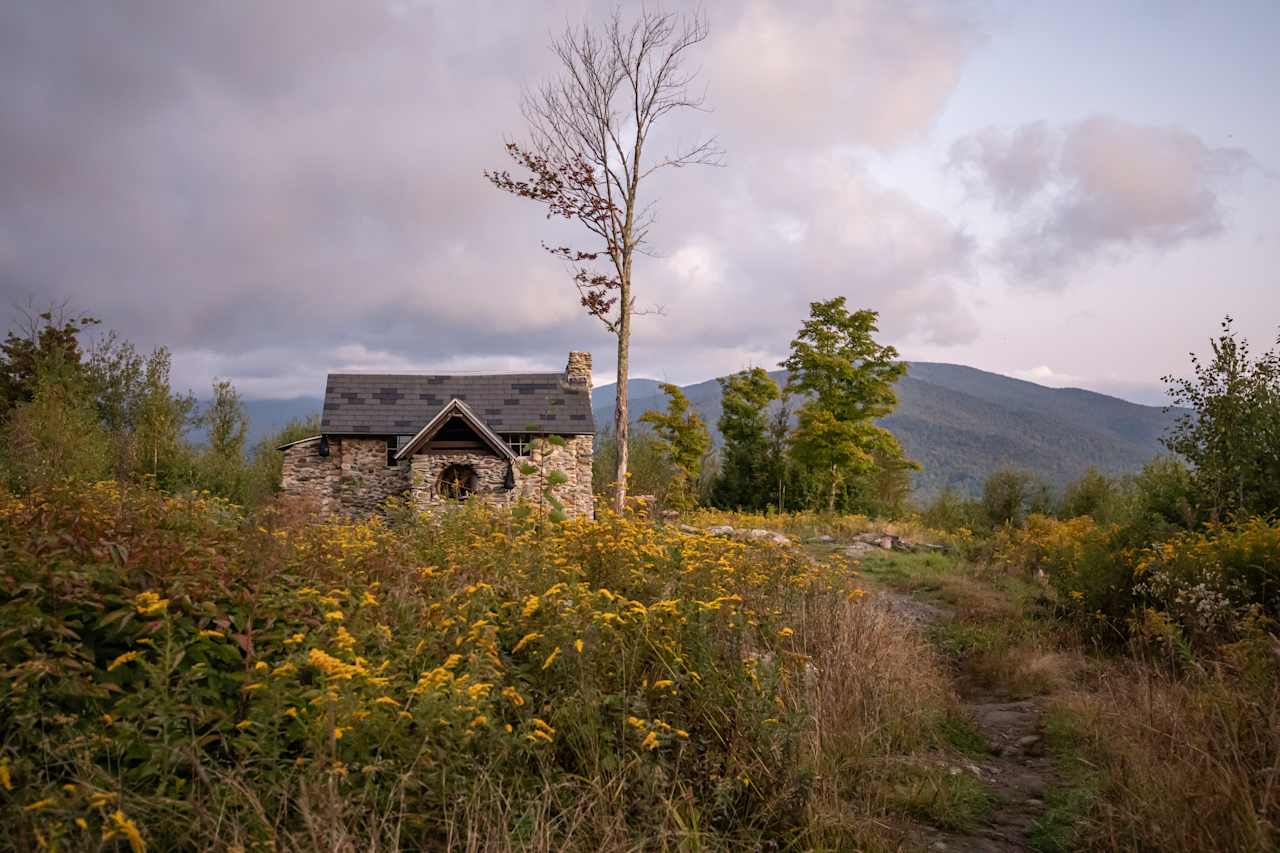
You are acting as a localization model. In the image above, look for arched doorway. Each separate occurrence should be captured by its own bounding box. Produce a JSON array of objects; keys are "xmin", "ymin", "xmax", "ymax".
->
[{"xmin": 437, "ymin": 463, "xmax": 478, "ymax": 500}]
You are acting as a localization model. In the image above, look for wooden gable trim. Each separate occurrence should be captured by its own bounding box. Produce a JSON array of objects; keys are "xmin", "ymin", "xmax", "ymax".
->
[{"xmin": 394, "ymin": 398, "xmax": 516, "ymax": 462}]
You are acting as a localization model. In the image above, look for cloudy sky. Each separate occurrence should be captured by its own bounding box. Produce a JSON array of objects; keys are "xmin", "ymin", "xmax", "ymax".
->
[{"xmin": 2, "ymin": 1, "xmax": 1276, "ymax": 405}]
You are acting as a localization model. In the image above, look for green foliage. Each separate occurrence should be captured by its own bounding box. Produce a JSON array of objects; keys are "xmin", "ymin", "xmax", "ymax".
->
[
  {"xmin": 712, "ymin": 368, "xmax": 780, "ymax": 510},
  {"xmin": 1059, "ymin": 467, "xmax": 1116, "ymax": 521},
  {"xmin": 593, "ymin": 429, "xmax": 679, "ymax": 504},
  {"xmin": 2, "ymin": 376, "xmax": 113, "ymax": 490},
  {"xmin": 781, "ymin": 298, "xmax": 914, "ymax": 513},
  {"xmin": 638, "ymin": 383, "xmax": 711, "ymax": 510},
  {"xmin": 192, "ymin": 379, "xmax": 250, "ymax": 500},
  {"xmin": 0, "ymin": 309, "xmax": 99, "ymax": 415},
  {"xmin": 242, "ymin": 416, "xmax": 323, "ymax": 507},
  {"xmin": 920, "ymin": 487, "xmax": 985, "ymax": 533},
  {"xmin": 982, "ymin": 467, "xmax": 1049, "ymax": 528},
  {"xmin": 1162, "ymin": 317, "xmax": 1280, "ymax": 520}
]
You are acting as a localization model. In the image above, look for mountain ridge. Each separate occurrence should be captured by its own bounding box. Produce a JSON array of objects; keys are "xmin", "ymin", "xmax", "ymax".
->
[
  {"xmin": 235, "ymin": 363, "xmax": 1182, "ymax": 497},
  {"xmin": 593, "ymin": 362, "xmax": 1181, "ymax": 496}
]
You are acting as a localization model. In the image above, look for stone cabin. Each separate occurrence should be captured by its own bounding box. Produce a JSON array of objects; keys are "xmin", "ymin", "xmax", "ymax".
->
[{"xmin": 278, "ymin": 352, "xmax": 594, "ymax": 518}]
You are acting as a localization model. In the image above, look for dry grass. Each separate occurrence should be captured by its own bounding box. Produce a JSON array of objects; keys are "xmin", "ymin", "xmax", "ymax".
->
[{"xmin": 1041, "ymin": 657, "xmax": 1280, "ymax": 853}]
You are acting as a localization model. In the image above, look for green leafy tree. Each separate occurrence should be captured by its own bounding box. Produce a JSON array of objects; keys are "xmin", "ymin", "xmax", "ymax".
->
[
  {"xmin": 1060, "ymin": 467, "xmax": 1121, "ymax": 522},
  {"xmin": 765, "ymin": 386, "xmax": 799, "ymax": 512},
  {"xmin": 134, "ymin": 349, "xmax": 197, "ymax": 485},
  {"xmin": 981, "ymin": 467, "xmax": 1047, "ymax": 527},
  {"xmin": 1162, "ymin": 317, "xmax": 1280, "ymax": 519},
  {"xmin": 0, "ymin": 309, "xmax": 98, "ymax": 415},
  {"xmin": 3, "ymin": 375, "xmax": 111, "ymax": 490},
  {"xmin": 712, "ymin": 368, "xmax": 780, "ymax": 510},
  {"xmin": 592, "ymin": 428, "xmax": 677, "ymax": 505},
  {"xmin": 639, "ymin": 383, "xmax": 711, "ymax": 511},
  {"xmin": 781, "ymin": 298, "xmax": 913, "ymax": 513},
  {"xmin": 196, "ymin": 379, "xmax": 250, "ymax": 500}
]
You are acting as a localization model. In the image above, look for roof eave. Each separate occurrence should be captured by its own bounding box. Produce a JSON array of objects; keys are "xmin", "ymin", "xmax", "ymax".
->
[{"xmin": 394, "ymin": 398, "xmax": 517, "ymax": 462}]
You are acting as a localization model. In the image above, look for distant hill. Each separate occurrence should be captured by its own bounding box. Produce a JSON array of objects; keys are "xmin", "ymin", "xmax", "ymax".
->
[
  {"xmin": 234, "ymin": 363, "xmax": 1181, "ymax": 496},
  {"xmin": 594, "ymin": 363, "xmax": 1183, "ymax": 497}
]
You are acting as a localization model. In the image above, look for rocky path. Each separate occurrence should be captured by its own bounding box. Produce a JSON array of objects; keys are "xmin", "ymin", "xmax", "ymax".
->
[{"xmin": 879, "ymin": 589, "xmax": 1058, "ymax": 853}]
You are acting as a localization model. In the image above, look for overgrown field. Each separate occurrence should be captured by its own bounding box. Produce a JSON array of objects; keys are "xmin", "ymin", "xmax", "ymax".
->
[{"xmin": 1, "ymin": 483, "xmax": 975, "ymax": 851}]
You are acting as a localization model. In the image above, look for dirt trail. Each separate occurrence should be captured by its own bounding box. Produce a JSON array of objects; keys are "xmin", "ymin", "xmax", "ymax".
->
[{"xmin": 879, "ymin": 590, "xmax": 1058, "ymax": 853}]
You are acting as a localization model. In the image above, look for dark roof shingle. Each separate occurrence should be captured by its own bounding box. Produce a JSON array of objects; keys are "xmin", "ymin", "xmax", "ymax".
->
[{"xmin": 319, "ymin": 373, "xmax": 594, "ymax": 436}]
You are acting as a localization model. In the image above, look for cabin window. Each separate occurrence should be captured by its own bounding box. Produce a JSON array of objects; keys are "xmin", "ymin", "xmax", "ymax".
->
[
  {"xmin": 505, "ymin": 433, "xmax": 533, "ymax": 456},
  {"xmin": 386, "ymin": 436, "xmax": 410, "ymax": 467},
  {"xmin": 437, "ymin": 464, "xmax": 477, "ymax": 500}
]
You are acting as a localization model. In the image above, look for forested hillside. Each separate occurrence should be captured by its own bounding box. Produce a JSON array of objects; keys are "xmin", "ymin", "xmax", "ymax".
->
[{"xmin": 595, "ymin": 363, "xmax": 1181, "ymax": 496}]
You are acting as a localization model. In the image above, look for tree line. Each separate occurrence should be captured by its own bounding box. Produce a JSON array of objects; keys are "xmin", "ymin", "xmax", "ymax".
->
[
  {"xmin": 595, "ymin": 296, "xmax": 919, "ymax": 516},
  {"xmin": 0, "ymin": 307, "xmax": 314, "ymax": 506}
]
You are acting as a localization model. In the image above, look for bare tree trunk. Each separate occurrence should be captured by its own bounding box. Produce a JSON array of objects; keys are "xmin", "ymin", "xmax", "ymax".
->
[
  {"xmin": 613, "ymin": 294, "xmax": 630, "ymax": 511},
  {"xmin": 828, "ymin": 464, "xmax": 838, "ymax": 515}
]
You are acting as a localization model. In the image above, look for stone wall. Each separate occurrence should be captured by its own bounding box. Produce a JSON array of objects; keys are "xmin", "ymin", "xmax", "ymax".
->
[
  {"xmin": 283, "ymin": 434, "xmax": 593, "ymax": 520},
  {"xmin": 505, "ymin": 434, "xmax": 594, "ymax": 519},
  {"xmin": 406, "ymin": 435, "xmax": 594, "ymax": 519},
  {"xmin": 410, "ymin": 450, "xmax": 509, "ymax": 510},
  {"xmin": 280, "ymin": 436, "xmax": 410, "ymax": 516}
]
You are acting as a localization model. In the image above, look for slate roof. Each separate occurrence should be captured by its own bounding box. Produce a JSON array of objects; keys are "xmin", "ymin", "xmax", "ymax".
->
[{"xmin": 320, "ymin": 373, "xmax": 594, "ymax": 436}]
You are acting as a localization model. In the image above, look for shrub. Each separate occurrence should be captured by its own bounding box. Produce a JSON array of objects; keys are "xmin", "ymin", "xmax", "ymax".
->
[{"xmin": 1133, "ymin": 517, "xmax": 1280, "ymax": 645}]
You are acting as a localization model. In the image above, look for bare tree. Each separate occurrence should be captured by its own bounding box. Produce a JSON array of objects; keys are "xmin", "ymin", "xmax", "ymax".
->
[{"xmin": 486, "ymin": 8, "xmax": 721, "ymax": 511}]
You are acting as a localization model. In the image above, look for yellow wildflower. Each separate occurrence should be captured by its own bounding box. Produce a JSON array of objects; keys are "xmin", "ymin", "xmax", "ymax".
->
[
  {"xmin": 236, "ymin": 720, "xmax": 253, "ymax": 731},
  {"xmin": 24, "ymin": 798, "xmax": 55, "ymax": 812},
  {"xmin": 75, "ymin": 817, "xmax": 88, "ymax": 830},
  {"xmin": 0, "ymin": 757, "xmax": 11, "ymax": 792},
  {"xmin": 541, "ymin": 647, "xmax": 561, "ymax": 670},
  {"xmin": 272, "ymin": 662, "xmax": 297, "ymax": 678},
  {"xmin": 521, "ymin": 595, "xmax": 540, "ymax": 618},
  {"xmin": 335, "ymin": 626, "xmax": 357, "ymax": 652},
  {"xmin": 362, "ymin": 591, "xmax": 378, "ymax": 606},
  {"xmin": 324, "ymin": 610, "xmax": 345, "ymax": 622},
  {"xmin": 373, "ymin": 696, "xmax": 400, "ymax": 707},
  {"xmin": 641, "ymin": 731, "xmax": 660, "ymax": 750},
  {"xmin": 501, "ymin": 686, "xmax": 525, "ymax": 706},
  {"xmin": 108, "ymin": 810, "xmax": 145, "ymax": 852},
  {"xmin": 107, "ymin": 651, "xmax": 141, "ymax": 671},
  {"xmin": 651, "ymin": 679, "xmax": 674, "ymax": 690},
  {"xmin": 511, "ymin": 632, "xmax": 541, "ymax": 654},
  {"xmin": 574, "ymin": 638, "xmax": 584, "ymax": 654},
  {"xmin": 254, "ymin": 661, "xmax": 268, "ymax": 671},
  {"xmin": 134, "ymin": 591, "xmax": 168, "ymax": 616},
  {"xmin": 469, "ymin": 715, "xmax": 488, "ymax": 728},
  {"xmin": 283, "ymin": 633, "xmax": 305, "ymax": 645},
  {"xmin": 777, "ymin": 627, "xmax": 794, "ymax": 638},
  {"xmin": 198, "ymin": 629, "xmax": 224, "ymax": 639},
  {"xmin": 283, "ymin": 707, "xmax": 299, "ymax": 718}
]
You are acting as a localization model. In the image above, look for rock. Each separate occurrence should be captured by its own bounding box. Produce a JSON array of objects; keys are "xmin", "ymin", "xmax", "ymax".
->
[
  {"xmin": 706, "ymin": 525, "xmax": 735, "ymax": 537},
  {"xmin": 734, "ymin": 528, "xmax": 791, "ymax": 546},
  {"xmin": 1017, "ymin": 734, "xmax": 1041, "ymax": 748},
  {"xmin": 808, "ymin": 534, "xmax": 834, "ymax": 544},
  {"xmin": 678, "ymin": 524, "xmax": 699, "ymax": 535},
  {"xmin": 843, "ymin": 542, "xmax": 879, "ymax": 558}
]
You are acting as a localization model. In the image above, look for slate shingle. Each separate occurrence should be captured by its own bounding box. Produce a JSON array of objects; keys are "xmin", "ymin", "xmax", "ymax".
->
[{"xmin": 321, "ymin": 372, "xmax": 595, "ymax": 437}]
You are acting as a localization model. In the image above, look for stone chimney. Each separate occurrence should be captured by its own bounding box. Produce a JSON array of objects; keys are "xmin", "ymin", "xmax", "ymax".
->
[{"xmin": 565, "ymin": 351, "xmax": 592, "ymax": 390}]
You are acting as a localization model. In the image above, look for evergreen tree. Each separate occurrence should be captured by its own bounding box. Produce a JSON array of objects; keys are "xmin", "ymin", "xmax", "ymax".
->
[
  {"xmin": 712, "ymin": 367, "xmax": 779, "ymax": 509},
  {"xmin": 639, "ymin": 383, "xmax": 711, "ymax": 511}
]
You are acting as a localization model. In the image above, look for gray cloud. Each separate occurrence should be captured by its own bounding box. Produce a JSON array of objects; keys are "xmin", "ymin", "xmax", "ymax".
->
[
  {"xmin": 950, "ymin": 116, "xmax": 1253, "ymax": 287},
  {"xmin": 1, "ymin": 1, "xmax": 982, "ymax": 396}
]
